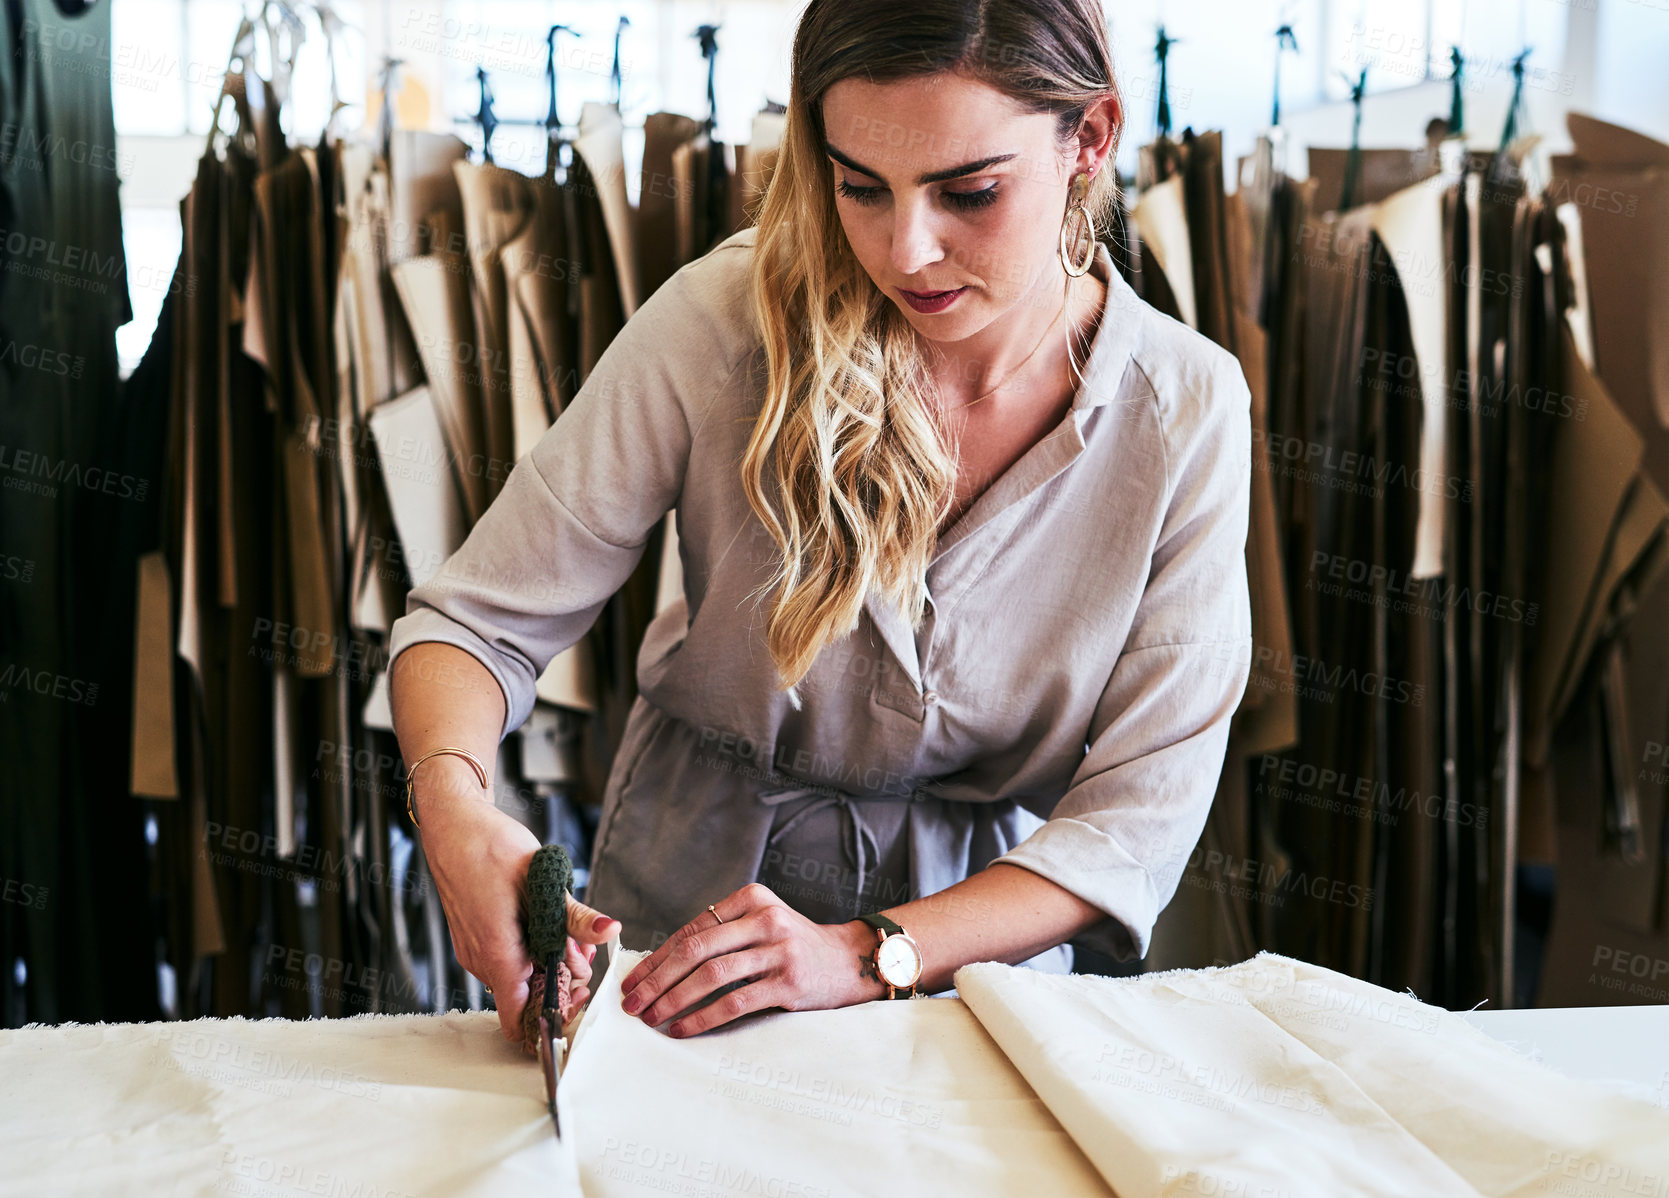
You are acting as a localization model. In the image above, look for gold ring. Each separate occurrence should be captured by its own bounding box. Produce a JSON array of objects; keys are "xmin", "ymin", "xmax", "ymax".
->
[{"xmin": 707, "ymin": 904, "xmax": 724, "ymax": 926}]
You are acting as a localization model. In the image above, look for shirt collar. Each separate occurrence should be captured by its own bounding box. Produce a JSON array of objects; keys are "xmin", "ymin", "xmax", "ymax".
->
[{"xmin": 1070, "ymin": 239, "xmax": 1145, "ymax": 413}]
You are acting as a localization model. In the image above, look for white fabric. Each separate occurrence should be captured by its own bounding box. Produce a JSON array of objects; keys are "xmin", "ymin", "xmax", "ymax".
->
[
  {"xmin": 954, "ymin": 950, "xmax": 1669, "ymax": 1198},
  {"xmin": 7, "ymin": 947, "xmax": 1668, "ymax": 1196},
  {"xmin": 0, "ymin": 1009, "xmax": 579, "ymax": 1197},
  {"xmin": 1461, "ymin": 1004, "xmax": 1669, "ymax": 1102},
  {"xmin": 560, "ymin": 941, "xmax": 1113, "ymax": 1197}
]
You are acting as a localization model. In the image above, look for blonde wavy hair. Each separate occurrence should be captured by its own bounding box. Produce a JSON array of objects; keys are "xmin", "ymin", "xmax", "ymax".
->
[{"xmin": 743, "ymin": 0, "xmax": 1124, "ymax": 699}]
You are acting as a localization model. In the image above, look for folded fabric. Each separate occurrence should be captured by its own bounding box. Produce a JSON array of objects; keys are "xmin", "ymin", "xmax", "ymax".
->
[{"xmin": 953, "ymin": 950, "xmax": 1669, "ymax": 1197}]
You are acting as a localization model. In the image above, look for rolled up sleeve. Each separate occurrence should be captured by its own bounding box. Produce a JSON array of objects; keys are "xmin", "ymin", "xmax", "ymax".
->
[
  {"xmin": 993, "ymin": 354, "xmax": 1255, "ymax": 962},
  {"xmin": 387, "ymin": 267, "xmax": 729, "ymax": 742}
]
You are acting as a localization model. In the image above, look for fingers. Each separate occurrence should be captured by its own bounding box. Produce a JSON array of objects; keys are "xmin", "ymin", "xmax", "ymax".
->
[
  {"xmin": 440, "ymin": 903, "xmax": 535, "ymax": 1042},
  {"xmin": 660, "ymin": 978, "xmax": 783, "ymax": 1039},
  {"xmin": 487, "ymin": 957, "xmax": 535, "ymax": 1041},
  {"xmin": 636, "ymin": 946, "xmax": 776, "ymax": 1031},
  {"xmin": 615, "ymin": 887, "xmax": 853, "ymax": 1037},
  {"xmin": 506, "ymin": 948, "xmax": 596, "ymax": 1032},
  {"xmin": 565, "ymin": 893, "xmax": 620, "ymax": 946},
  {"xmin": 481, "ymin": 943, "xmax": 534, "ymax": 1041},
  {"xmin": 566, "ymin": 985, "xmax": 591, "ymax": 1021},
  {"xmin": 622, "ymin": 916, "xmax": 761, "ymax": 1016},
  {"xmin": 621, "ymin": 884, "xmax": 782, "ymax": 999},
  {"xmin": 621, "ymin": 903, "xmax": 729, "ymax": 993},
  {"xmin": 484, "ymin": 898, "xmax": 608, "ymax": 1041},
  {"xmin": 420, "ymin": 795, "xmax": 545, "ymax": 1041},
  {"xmin": 623, "ymin": 888, "xmax": 751, "ymax": 992},
  {"xmin": 564, "ymin": 936, "xmax": 593, "ymax": 990}
]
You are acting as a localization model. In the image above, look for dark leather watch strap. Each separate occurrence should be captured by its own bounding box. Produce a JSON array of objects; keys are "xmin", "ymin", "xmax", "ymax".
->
[
  {"xmin": 857, "ymin": 911, "xmax": 906, "ymax": 938},
  {"xmin": 857, "ymin": 912, "xmax": 917, "ymax": 999}
]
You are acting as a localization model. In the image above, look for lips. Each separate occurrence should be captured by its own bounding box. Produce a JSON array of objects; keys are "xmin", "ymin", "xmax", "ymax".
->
[{"xmin": 898, "ymin": 285, "xmax": 968, "ymax": 314}]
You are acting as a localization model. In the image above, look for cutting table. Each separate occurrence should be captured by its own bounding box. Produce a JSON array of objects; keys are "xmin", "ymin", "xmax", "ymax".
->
[{"xmin": 1, "ymin": 943, "xmax": 1665, "ymax": 1197}]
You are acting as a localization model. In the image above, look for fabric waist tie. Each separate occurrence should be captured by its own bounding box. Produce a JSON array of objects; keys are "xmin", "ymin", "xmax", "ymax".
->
[{"xmin": 756, "ymin": 785, "xmax": 889, "ymax": 920}]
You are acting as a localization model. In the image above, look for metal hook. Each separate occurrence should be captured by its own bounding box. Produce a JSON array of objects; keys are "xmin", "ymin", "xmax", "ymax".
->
[
  {"xmin": 376, "ymin": 55, "xmax": 404, "ymax": 162},
  {"xmin": 474, "ymin": 65, "xmax": 499, "ymax": 164},
  {"xmin": 1271, "ymin": 22, "xmax": 1298, "ymax": 128},
  {"xmin": 695, "ymin": 24, "xmax": 721, "ymax": 131},
  {"xmin": 545, "ymin": 25, "xmax": 579, "ymax": 136},
  {"xmin": 1339, "ymin": 67, "xmax": 1368, "ymax": 212},
  {"xmin": 1153, "ymin": 25, "xmax": 1181, "ymax": 140},
  {"xmin": 612, "ymin": 16, "xmax": 631, "ymax": 109},
  {"xmin": 1447, "ymin": 47, "xmax": 1465, "ymax": 137},
  {"xmin": 205, "ymin": 14, "xmax": 259, "ymax": 157}
]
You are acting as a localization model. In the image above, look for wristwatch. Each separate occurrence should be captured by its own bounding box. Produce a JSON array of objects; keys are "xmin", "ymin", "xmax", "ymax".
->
[{"xmin": 857, "ymin": 912, "xmax": 923, "ymax": 999}]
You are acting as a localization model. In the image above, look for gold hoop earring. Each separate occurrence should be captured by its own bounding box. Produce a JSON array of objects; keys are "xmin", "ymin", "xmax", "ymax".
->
[{"xmin": 1058, "ymin": 172, "xmax": 1096, "ymax": 277}]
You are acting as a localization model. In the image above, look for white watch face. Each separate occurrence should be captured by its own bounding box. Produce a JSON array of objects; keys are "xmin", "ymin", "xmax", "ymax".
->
[{"xmin": 876, "ymin": 934, "xmax": 922, "ymax": 987}]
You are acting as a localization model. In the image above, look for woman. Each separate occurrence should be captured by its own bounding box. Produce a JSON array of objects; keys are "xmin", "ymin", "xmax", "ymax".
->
[{"xmin": 389, "ymin": 0, "xmax": 1253, "ymax": 1043}]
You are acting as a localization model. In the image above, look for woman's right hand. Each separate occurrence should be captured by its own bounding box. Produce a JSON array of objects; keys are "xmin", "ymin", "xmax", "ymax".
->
[{"xmin": 414, "ymin": 758, "xmax": 620, "ymax": 1041}]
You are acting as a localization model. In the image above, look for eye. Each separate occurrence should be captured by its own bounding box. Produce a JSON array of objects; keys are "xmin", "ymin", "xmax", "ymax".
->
[
  {"xmin": 836, "ymin": 178, "xmax": 885, "ymax": 204},
  {"xmin": 944, "ymin": 184, "xmax": 999, "ymax": 211}
]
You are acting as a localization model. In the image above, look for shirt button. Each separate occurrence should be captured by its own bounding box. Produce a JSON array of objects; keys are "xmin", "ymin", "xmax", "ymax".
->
[{"xmin": 923, "ymin": 690, "xmax": 940, "ymax": 707}]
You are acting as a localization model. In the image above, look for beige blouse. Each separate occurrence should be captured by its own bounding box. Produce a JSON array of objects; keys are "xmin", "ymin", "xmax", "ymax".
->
[{"xmin": 388, "ymin": 225, "xmax": 1253, "ymax": 968}]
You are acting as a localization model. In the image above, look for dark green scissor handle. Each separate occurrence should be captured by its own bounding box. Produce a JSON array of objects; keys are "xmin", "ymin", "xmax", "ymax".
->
[
  {"xmin": 526, "ymin": 844, "xmax": 573, "ymax": 1137},
  {"xmin": 527, "ymin": 843, "xmax": 573, "ymax": 963}
]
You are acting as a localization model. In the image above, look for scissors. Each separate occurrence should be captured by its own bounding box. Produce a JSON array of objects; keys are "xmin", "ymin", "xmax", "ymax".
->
[{"xmin": 525, "ymin": 844, "xmax": 573, "ymax": 1139}]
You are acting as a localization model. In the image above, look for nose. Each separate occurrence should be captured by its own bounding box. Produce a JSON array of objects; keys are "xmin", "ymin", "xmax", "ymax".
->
[{"xmin": 889, "ymin": 194, "xmax": 944, "ymax": 280}]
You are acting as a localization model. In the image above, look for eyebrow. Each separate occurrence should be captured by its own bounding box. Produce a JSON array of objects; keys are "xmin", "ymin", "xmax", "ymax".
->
[{"xmin": 824, "ymin": 142, "xmax": 1017, "ymax": 185}]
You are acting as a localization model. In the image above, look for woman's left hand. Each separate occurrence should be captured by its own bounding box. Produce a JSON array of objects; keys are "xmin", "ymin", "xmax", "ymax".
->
[{"xmin": 618, "ymin": 883, "xmax": 886, "ymax": 1036}]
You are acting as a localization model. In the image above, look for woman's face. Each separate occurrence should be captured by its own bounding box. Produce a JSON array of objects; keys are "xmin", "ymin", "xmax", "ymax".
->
[{"xmin": 820, "ymin": 70, "xmax": 1106, "ymax": 346}]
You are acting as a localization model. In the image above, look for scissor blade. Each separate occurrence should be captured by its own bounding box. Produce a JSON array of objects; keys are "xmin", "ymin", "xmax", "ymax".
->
[{"xmin": 538, "ymin": 1011, "xmax": 561, "ymax": 1138}]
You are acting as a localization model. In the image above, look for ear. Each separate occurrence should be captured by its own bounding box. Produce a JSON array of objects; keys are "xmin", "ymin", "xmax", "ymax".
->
[{"xmin": 1074, "ymin": 92, "xmax": 1122, "ymax": 179}]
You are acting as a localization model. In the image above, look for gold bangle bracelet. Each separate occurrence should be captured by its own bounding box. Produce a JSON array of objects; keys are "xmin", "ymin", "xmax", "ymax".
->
[{"xmin": 404, "ymin": 747, "xmax": 489, "ymax": 829}]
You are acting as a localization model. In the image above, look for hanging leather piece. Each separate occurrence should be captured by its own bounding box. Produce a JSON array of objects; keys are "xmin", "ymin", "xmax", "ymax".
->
[
  {"xmin": 334, "ymin": 140, "xmax": 413, "ymax": 636},
  {"xmin": 1532, "ymin": 175, "xmax": 1669, "ymax": 1004},
  {"xmin": 574, "ymin": 102, "xmax": 644, "ymax": 320},
  {"xmin": 564, "ymin": 102, "xmax": 666, "ymax": 790},
  {"xmin": 386, "ymin": 130, "xmax": 469, "ymax": 395},
  {"xmin": 130, "ymin": 550, "xmax": 180, "ymax": 798},
  {"xmin": 499, "ymin": 153, "xmax": 604, "ymax": 757},
  {"xmin": 503, "ymin": 176, "xmax": 573, "ymax": 459},
  {"xmin": 1079, "ymin": 47, "xmax": 1667, "ymax": 1007},
  {"xmin": 454, "ymin": 160, "xmax": 534, "ymax": 496},
  {"xmin": 390, "ymin": 246, "xmax": 490, "ymax": 524},
  {"xmin": 729, "ymin": 111, "xmax": 786, "ymax": 237},
  {"xmin": 1146, "ymin": 131, "xmax": 1295, "ymax": 974},
  {"xmin": 638, "ymin": 112, "xmax": 703, "ymax": 297}
]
